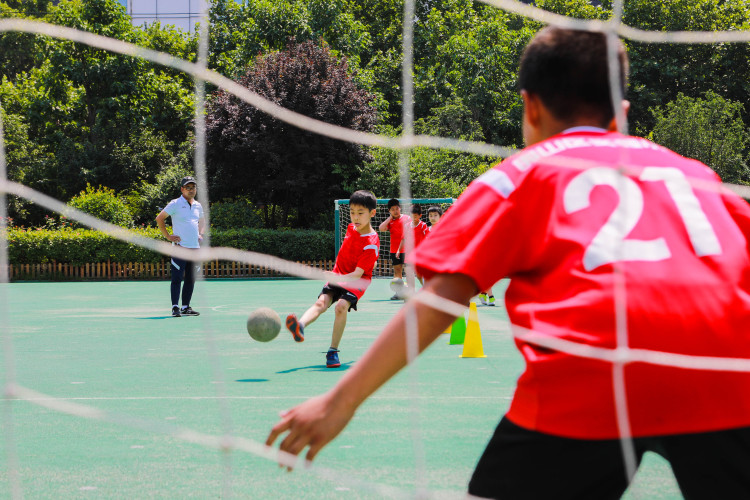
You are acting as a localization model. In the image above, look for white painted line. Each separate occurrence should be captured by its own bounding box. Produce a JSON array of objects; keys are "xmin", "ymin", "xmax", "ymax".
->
[{"xmin": 18, "ymin": 395, "xmax": 511, "ymax": 401}]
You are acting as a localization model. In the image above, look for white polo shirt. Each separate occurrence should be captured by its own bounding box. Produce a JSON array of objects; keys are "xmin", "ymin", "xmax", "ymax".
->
[{"xmin": 163, "ymin": 195, "xmax": 204, "ymax": 249}]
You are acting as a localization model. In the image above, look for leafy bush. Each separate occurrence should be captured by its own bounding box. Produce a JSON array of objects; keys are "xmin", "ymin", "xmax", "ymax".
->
[
  {"xmin": 6, "ymin": 227, "xmax": 334, "ymax": 264},
  {"xmin": 68, "ymin": 184, "xmax": 134, "ymax": 228},
  {"xmin": 6, "ymin": 227, "xmax": 164, "ymax": 265}
]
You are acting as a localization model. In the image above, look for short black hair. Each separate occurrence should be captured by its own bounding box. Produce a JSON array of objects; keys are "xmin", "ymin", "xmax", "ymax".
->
[
  {"xmin": 350, "ymin": 190, "xmax": 377, "ymax": 210},
  {"xmin": 518, "ymin": 27, "xmax": 629, "ymax": 127},
  {"xmin": 387, "ymin": 198, "xmax": 400, "ymax": 209},
  {"xmin": 411, "ymin": 204, "xmax": 422, "ymax": 215},
  {"xmin": 427, "ymin": 206, "xmax": 442, "ymax": 216}
]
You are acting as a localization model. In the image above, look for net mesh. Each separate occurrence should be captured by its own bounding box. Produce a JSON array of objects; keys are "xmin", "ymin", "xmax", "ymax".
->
[{"xmin": 2, "ymin": 0, "xmax": 750, "ymax": 498}]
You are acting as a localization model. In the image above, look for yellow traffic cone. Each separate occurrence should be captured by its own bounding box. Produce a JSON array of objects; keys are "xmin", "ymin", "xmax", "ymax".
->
[
  {"xmin": 448, "ymin": 314, "xmax": 466, "ymax": 345},
  {"xmin": 442, "ymin": 321, "xmax": 452, "ymax": 334},
  {"xmin": 461, "ymin": 302, "xmax": 486, "ymax": 358}
]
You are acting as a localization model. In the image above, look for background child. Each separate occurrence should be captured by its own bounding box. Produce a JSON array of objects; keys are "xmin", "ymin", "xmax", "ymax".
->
[
  {"xmin": 427, "ymin": 206, "xmax": 442, "ymax": 230},
  {"xmin": 285, "ymin": 190, "xmax": 379, "ymax": 368},
  {"xmin": 409, "ymin": 204, "xmax": 430, "ymax": 286},
  {"xmin": 478, "ymin": 289, "xmax": 496, "ymax": 306},
  {"xmin": 378, "ymin": 198, "xmax": 409, "ymax": 299}
]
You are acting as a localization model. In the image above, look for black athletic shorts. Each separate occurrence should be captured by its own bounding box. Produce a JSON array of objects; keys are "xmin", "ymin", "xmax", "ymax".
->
[
  {"xmin": 468, "ymin": 416, "xmax": 750, "ymax": 500},
  {"xmin": 390, "ymin": 252, "xmax": 405, "ymax": 266},
  {"xmin": 319, "ymin": 284, "xmax": 358, "ymax": 311}
]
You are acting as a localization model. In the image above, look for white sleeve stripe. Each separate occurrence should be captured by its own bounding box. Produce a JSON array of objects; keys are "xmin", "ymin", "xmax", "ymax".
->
[
  {"xmin": 364, "ymin": 244, "xmax": 379, "ymax": 256},
  {"xmin": 476, "ymin": 169, "xmax": 516, "ymax": 198}
]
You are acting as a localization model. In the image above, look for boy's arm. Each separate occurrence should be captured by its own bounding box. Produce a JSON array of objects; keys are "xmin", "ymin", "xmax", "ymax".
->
[
  {"xmin": 323, "ymin": 268, "xmax": 365, "ymax": 281},
  {"xmin": 378, "ymin": 216, "xmax": 392, "ymax": 232},
  {"xmin": 266, "ymin": 273, "xmax": 477, "ymax": 465}
]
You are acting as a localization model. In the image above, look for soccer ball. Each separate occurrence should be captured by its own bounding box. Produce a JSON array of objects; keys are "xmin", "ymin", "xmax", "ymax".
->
[
  {"xmin": 246, "ymin": 307, "xmax": 281, "ymax": 342},
  {"xmin": 390, "ymin": 278, "xmax": 407, "ymax": 299}
]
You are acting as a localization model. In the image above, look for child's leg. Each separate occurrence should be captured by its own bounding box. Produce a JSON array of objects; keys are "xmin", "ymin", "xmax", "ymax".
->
[
  {"xmin": 300, "ymin": 293, "xmax": 333, "ymax": 328},
  {"xmin": 330, "ymin": 298, "xmax": 350, "ymax": 349},
  {"xmin": 393, "ymin": 263, "xmax": 403, "ymax": 279}
]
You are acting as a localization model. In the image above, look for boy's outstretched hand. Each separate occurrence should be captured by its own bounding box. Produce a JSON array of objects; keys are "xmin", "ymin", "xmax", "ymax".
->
[{"xmin": 266, "ymin": 391, "xmax": 356, "ymax": 470}]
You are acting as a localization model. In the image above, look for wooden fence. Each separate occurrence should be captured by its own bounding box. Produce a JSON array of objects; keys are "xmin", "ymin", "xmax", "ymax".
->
[{"xmin": 8, "ymin": 259, "xmax": 338, "ymax": 281}]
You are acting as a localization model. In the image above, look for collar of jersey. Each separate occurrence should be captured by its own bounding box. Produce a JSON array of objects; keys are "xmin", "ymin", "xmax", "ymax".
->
[{"xmin": 560, "ymin": 126, "xmax": 608, "ymax": 135}]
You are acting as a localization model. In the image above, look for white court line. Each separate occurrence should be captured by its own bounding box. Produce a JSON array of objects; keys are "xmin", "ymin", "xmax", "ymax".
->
[{"xmin": 15, "ymin": 395, "xmax": 511, "ymax": 401}]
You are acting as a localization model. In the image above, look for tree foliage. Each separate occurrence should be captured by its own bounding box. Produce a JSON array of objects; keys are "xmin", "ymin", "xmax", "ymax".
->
[
  {"xmin": 206, "ymin": 39, "xmax": 377, "ymax": 228},
  {"xmin": 650, "ymin": 92, "xmax": 750, "ymax": 185},
  {"xmin": 0, "ymin": 0, "xmax": 196, "ymax": 226},
  {"xmin": 623, "ymin": 0, "xmax": 750, "ymax": 134}
]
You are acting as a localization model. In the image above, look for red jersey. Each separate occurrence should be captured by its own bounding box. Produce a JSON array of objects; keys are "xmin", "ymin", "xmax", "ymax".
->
[
  {"xmin": 411, "ymin": 220, "xmax": 429, "ymax": 248},
  {"xmin": 386, "ymin": 215, "xmax": 409, "ymax": 252},
  {"xmin": 411, "ymin": 128, "xmax": 750, "ymax": 439},
  {"xmin": 332, "ymin": 223, "xmax": 380, "ymax": 299}
]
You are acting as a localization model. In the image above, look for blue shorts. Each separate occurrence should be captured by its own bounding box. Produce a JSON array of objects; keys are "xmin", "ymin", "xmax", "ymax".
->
[{"xmin": 320, "ymin": 284, "xmax": 359, "ymax": 311}]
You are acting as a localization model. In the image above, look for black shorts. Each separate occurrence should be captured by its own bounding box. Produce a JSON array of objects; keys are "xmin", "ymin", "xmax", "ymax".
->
[
  {"xmin": 390, "ymin": 252, "xmax": 405, "ymax": 266},
  {"xmin": 468, "ymin": 417, "xmax": 750, "ymax": 500},
  {"xmin": 320, "ymin": 284, "xmax": 359, "ymax": 311}
]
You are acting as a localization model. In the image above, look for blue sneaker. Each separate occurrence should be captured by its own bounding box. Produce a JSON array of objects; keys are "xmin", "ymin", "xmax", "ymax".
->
[
  {"xmin": 285, "ymin": 314, "xmax": 304, "ymax": 342},
  {"xmin": 326, "ymin": 349, "xmax": 340, "ymax": 368}
]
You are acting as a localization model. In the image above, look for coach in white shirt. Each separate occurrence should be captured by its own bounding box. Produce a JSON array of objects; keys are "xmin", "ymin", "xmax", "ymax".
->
[{"xmin": 156, "ymin": 176, "xmax": 206, "ymax": 317}]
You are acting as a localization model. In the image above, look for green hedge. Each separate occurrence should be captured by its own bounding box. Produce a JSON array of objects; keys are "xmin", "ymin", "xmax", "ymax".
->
[{"xmin": 6, "ymin": 227, "xmax": 335, "ymax": 265}]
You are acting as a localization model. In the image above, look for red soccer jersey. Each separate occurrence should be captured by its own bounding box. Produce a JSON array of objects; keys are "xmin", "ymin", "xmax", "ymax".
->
[
  {"xmin": 332, "ymin": 223, "xmax": 380, "ymax": 299},
  {"xmin": 386, "ymin": 215, "xmax": 409, "ymax": 253},
  {"xmin": 411, "ymin": 220, "xmax": 429, "ymax": 248},
  {"xmin": 411, "ymin": 128, "xmax": 750, "ymax": 439}
]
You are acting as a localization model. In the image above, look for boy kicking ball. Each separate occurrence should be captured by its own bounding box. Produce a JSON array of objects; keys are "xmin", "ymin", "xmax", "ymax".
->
[{"xmin": 285, "ymin": 190, "xmax": 379, "ymax": 368}]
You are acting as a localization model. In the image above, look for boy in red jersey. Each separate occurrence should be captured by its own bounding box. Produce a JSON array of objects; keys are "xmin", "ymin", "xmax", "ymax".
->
[
  {"xmin": 268, "ymin": 28, "xmax": 750, "ymax": 498},
  {"xmin": 285, "ymin": 190, "xmax": 379, "ymax": 368},
  {"xmin": 378, "ymin": 198, "xmax": 409, "ymax": 299},
  {"xmin": 409, "ymin": 204, "xmax": 430, "ymax": 286}
]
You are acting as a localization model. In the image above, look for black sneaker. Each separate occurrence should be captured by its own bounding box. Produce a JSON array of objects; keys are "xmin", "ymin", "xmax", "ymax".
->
[
  {"xmin": 172, "ymin": 306, "xmax": 181, "ymax": 317},
  {"xmin": 181, "ymin": 306, "xmax": 200, "ymax": 316},
  {"xmin": 326, "ymin": 349, "xmax": 341, "ymax": 368}
]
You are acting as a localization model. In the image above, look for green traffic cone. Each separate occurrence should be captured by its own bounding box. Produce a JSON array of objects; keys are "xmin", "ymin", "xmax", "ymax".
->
[{"xmin": 448, "ymin": 314, "xmax": 466, "ymax": 345}]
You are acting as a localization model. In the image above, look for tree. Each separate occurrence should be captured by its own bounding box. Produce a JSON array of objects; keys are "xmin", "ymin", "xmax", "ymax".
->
[
  {"xmin": 0, "ymin": 0, "xmax": 197, "ymax": 225},
  {"xmin": 206, "ymin": 39, "xmax": 377, "ymax": 228},
  {"xmin": 650, "ymin": 92, "xmax": 750, "ymax": 185},
  {"xmin": 623, "ymin": 0, "xmax": 750, "ymax": 134}
]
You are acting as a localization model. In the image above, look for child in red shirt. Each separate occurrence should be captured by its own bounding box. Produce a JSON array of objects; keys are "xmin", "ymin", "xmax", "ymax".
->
[{"xmin": 285, "ymin": 190, "xmax": 379, "ymax": 368}]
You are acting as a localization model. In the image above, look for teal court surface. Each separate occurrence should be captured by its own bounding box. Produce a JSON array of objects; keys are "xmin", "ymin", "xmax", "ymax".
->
[{"xmin": 1, "ymin": 279, "xmax": 683, "ymax": 499}]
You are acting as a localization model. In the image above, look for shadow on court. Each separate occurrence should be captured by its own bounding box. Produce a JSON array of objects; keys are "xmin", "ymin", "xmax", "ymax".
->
[
  {"xmin": 276, "ymin": 362, "xmax": 353, "ymax": 374},
  {"xmin": 235, "ymin": 378, "xmax": 270, "ymax": 383}
]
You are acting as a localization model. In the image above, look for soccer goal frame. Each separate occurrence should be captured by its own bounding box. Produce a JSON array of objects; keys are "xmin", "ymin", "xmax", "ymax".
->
[{"xmin": 335, "ymin": 198, "xmax": 455, "ymax": 278}]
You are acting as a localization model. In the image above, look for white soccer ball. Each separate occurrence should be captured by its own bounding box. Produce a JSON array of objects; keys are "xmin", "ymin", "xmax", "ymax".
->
[{"xmin": 390, "ymin": 278, "xmax": 406, "ymax": 298}]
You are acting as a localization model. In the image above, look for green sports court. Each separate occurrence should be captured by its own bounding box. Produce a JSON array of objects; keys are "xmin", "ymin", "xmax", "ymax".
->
[{"xmin": 1, "ymin": 278, "xmax": 683, "ymax": 498}]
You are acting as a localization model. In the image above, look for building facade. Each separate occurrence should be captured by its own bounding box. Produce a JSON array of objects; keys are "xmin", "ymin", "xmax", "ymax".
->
[{"xmin": 120, "ymin": 0, "xmax": 208, "ymax": 33}]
